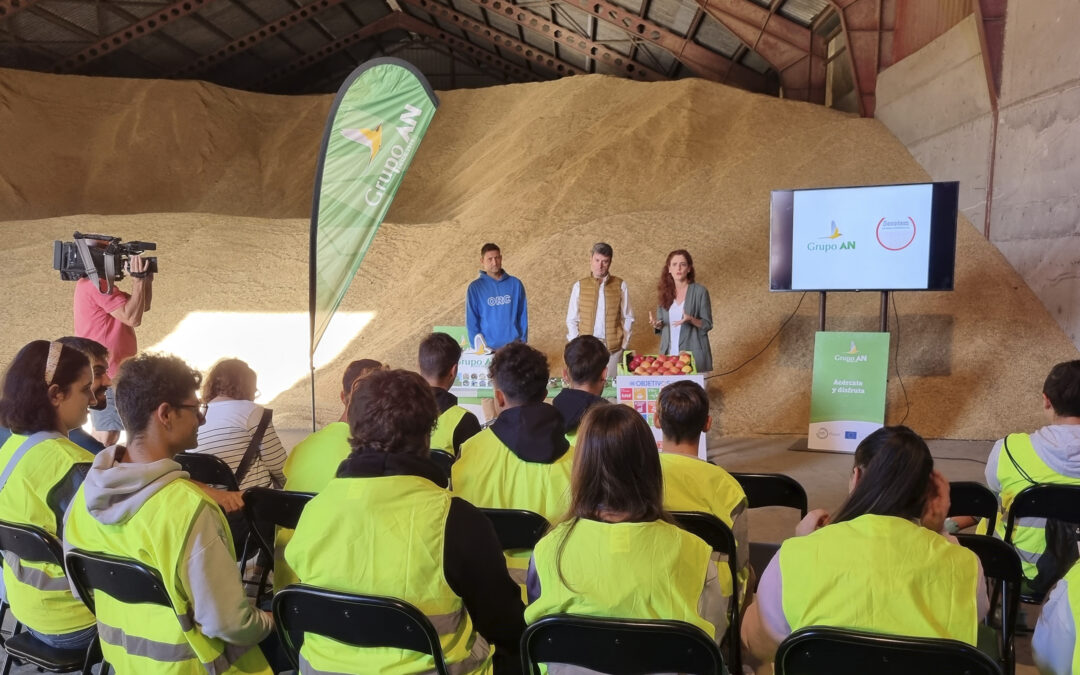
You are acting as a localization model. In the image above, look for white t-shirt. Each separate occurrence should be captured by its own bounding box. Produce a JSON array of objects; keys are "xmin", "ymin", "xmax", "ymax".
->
[
  {"xmin": 193, "ymin": 399, "xmax": 287, "ymax": 490},
  {"xmin": 667, "ymin": 301, "xmax": 684, "ymax": 356}
]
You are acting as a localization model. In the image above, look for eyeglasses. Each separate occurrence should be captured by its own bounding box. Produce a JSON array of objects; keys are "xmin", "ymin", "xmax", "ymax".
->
[{"xmin": 174, "ymin": 403, "xmax": 208, "ymax": 418}]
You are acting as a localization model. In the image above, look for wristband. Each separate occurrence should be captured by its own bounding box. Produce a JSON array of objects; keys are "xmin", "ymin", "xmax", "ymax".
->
[{"xmin": 943, "ymin": 517, "xmax": 960, "ymax": 534}]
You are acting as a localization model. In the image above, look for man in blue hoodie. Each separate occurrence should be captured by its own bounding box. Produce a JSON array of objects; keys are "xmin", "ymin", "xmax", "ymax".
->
[{"xmin": 466, "ymin": 243, "xmax": 528, "ymax": 350}]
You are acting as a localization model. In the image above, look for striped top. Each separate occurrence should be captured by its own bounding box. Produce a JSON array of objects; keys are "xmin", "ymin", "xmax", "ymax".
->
[{"xmin": 192, "ymin": 399, "xmax": 287, "ymax": 490}]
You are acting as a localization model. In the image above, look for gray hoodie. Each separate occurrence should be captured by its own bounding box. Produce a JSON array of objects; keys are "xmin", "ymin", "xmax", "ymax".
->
[
  {"xmin": 64, "ymin": 446, "xmax": 272, "ymax": 646},
  {"xmin": 985, "ymin": 425, "xmax": 1080, "ymax": 491}
]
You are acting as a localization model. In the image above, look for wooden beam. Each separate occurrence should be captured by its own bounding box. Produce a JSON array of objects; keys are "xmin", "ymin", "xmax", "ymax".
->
[
  {"xmin": 830, "ymin": 0, "xmax": 890, "ymax": 115},
  {"xmin": 0, "ymin": 0, "xmax": 44, "ymax": 23}
]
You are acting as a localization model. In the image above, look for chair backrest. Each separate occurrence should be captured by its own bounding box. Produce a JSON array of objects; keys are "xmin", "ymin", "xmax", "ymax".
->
[
  {"xmin": 242, "ymin": 487, "xmax": 314, "ymax": 559},
  {"xmin": 272, "ymin": 585, "xmax": 450, "ymax": 675},
  {"xmin": 956, "ymin": 533, "xmax": 1021, "ymax": 671},
  {"xmin": 0, "ymin": 520, "xmax": 64, "ymax": 567},
  {"xmin": 1003, "ymin": 484, "xmax": 1080, "ymax": 542},
  {"xmin": 175, "ymin": 452, "xmax": 239, "ymax": 491},
  {"xmin": 65, "ymin": 548, "xmax": 173, "ymax": 616},
  {"xmin": 479, "ymin": 509, "xmax": 549, "ymax": 550},
  {"xmin": 429, "ymin": 450, "xmax": 455, "ymax": 479},
  {"xmin": 730, "ymin": 473, "xmax": 808, "ymax": 517},
  {"xmin": 774, "ymin": 626, "xmax": 1003, "ymax": 675},
  {"xmin": 670, "ymin": 511, "xmax": 741, "ymax": 673},
  {"xmin": 948, "ymin": 482, "xmax": 999, "ymax": 533},
  {"xmin": 522, "ymin": 614, "xmax": 725, "ymax": 675}
]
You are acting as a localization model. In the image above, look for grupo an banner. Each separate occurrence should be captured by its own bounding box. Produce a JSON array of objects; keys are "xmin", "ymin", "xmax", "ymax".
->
[
  {"xmin": 808, "ymin": 331, "xmax": 890, "ymax": 452},
  {"xmin": 309, "ymin": 58, "xmax": 439, "ymax": 356}
]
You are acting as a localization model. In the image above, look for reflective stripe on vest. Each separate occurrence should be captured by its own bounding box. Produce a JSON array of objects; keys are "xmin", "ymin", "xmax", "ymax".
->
[
  {"xmin": 993, "ymin": 433, "xmax": 1080, "ymax": 579},
  {"xmin": 577, "ymin": 275, "xmax": 624, "ymax": 353},
  {"xmin": 0, "ymin": 433, "xmax": 95, "ymax": 635},
  {"xmin": 65, "ymin": 479, "xmax": 272, "ymax": 675},
  {"xmin": 779, "ymin": 514, "xmax": 980, "ymax": 645},
  {"xmin": 526, "ymin": 519, "xmax": 715, "ymax": 637},
  {"xmin": 431, "ymin": 406, "xmax": 469, "ymax": 454},
  {"xmin": 286, "ymin": 475, "xmax": 488, "ymax": 674}
]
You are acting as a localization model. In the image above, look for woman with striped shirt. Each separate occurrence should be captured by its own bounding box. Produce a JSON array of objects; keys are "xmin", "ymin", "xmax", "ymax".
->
[{"xmin": 193, "ymin": 359, "xmax": 286, "ymax": 490}]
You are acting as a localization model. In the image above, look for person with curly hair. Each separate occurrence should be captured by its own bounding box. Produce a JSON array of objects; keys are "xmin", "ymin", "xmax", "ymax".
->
[
  {"xmin": 649, "ymin": 249, "xmax": 714, "ymax": 372},
  {"xmin": 286, "ymin": 369, "xmax": 524, "ymax": 674}
]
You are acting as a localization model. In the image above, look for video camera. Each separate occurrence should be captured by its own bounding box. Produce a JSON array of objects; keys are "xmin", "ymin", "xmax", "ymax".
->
[{"xmin": 54, "ymin": 232, "xmax": 158, "ymax": 295}]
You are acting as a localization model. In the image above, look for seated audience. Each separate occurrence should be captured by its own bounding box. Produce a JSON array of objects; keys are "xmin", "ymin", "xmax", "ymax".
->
[
  {"xmin": 551, "ymin": 335, "xmax": 609, "ymax": 446},
  {"xmin": 64, "ymin": 353, "xmax": 274, "ymax": 673},
  {"xmin": 1033, "ymin": 560, "xmax": 1080, "ymax": 675},
  {"xmin": 452, "ymin": 343, "xmax": 572, "ymax": 587},
  {"xmin": 192, "ymin": 358, "xmax": 285, "ymax": 490},
  {"xmin": 286, "ymin": 369, "xmax": 525, "ymax": 674},
  {"xmin": 419, "ymin": 333, "xmax": 481, "ymax": 456},
  {"xmin": 985, "ymin": 360, "xmax": 1080, "ymax": 591},
  {"xmin": 275, "ymin": 358, "xmax": 383, "ymax": 592},
  {"xmin": 741, "ymin": 425, "xmax": 988, "ymax": 666},
  {"xmin": 0, "ymin": 340, "xmax": 97, "ymax": 649},
  {"xmin": 526, "ymin": 404, "xmax": 726, "ymax": 639},
  {"xmin": 656, "ymin": 380, "xmax": 749, "ymax": 597}
]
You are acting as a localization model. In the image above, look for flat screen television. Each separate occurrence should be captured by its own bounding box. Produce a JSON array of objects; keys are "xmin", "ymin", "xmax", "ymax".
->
[{"xmin": 769, "ymin": 181, "xmax": 959, "ymax": 292}]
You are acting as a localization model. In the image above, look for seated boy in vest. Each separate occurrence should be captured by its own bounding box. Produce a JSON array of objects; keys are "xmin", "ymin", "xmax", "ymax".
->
[
  {"xmin": 985, "ymin": 360, "xmax": 1080, "ymax": 589},
  {"xmin": 63, "ymin": 353, "xmax": 275, "ymax": 674},
  {"xmin": 551, "ymin": 335, "xmax": 609, "ymax": 447},
  {"xmin": 275, "ymin": 358, "xmax": 383, "ymax": 592},
  {"xmin": 419, "ymin": 332, "xmax": 482, "ymax": 456},
  {"xmin": 655, "ymin": 380, "xmax": 750, "ymax": 600},
  {"xmin": 452, "ymin": 342, "xmax": 572, "ymax": 589}
]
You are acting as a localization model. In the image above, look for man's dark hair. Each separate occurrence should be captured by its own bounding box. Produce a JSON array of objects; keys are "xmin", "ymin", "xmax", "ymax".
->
[
  {"xmin": 564, "ymin": 336, "xmax": 609, "ymax": 385},
  {"xmin": 419, "ymin": 333, "xmax": 462, "ymax": 380},
  {"xmin": 591, "ymin": 242, "xmax": 613, "ymax": 259},
  {"xmin": 1044, "ymin": 360, "xmax": 1080, "ymax": 418},
  {"xmin": 480, "ymin": 243, "xmax": 501, "ymax": 257},
  {"xmin": 56, "ymin": 336, "xmax": 109, "ymax": 363},
  {"xmin": 658, "ymin": 380, "xmax": 709, "ymax": 444},
  {"xmin": 0, "ymin": 341, "xmax": 90, "ymax": 434},
  {"xmin": 115, "ymin": 354, "xmax": 202, "ymax": 436},
  {"xmin": 342, "ymin": 359, "xmax": 383, "ymax": 395},
  {"xmin": 348, "ymin": 369, "xmax": 439, "ymax": 456},
  {"xmin": 490, "ymin": 342, "xmax": 549, "ymax": 405}
]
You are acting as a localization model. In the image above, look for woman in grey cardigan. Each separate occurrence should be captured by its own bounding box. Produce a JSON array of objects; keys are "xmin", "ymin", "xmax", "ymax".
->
[{"xmin": 649, "ymin": 249, "xmax": 713, "ymax": 372}]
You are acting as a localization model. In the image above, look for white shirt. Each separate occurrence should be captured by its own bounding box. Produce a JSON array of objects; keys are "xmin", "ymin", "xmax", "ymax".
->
[
  {"xmin": 667, "ymin": 300, "xmax": 684, "ymax": 356},
  {"xmin": 193, "ymin": 399, "xmax": 287, "ymax": 490},
  {"xmin": 566, "ymin": 276, "xmax": 634, "ymax": 347}
]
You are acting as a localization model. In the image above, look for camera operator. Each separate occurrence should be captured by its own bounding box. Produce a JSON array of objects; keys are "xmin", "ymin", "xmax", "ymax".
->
[{"xmin": 73, "ymin": 251, "xmax": 153, "ymax": 446}]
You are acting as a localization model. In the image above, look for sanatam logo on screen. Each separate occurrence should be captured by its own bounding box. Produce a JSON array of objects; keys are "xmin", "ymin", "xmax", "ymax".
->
[{"xmin": 876, "ymin": 217, "xmax": 916, "ymax": 251}]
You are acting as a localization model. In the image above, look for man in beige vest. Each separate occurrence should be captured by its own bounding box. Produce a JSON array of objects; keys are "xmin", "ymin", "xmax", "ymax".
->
[{"xmin": 566, "ymin": 242, "xmax": 634, "ymax": 378}]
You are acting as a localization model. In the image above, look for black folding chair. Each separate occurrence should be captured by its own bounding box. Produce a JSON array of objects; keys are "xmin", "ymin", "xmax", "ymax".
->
[
  {"xmin": 957, "ymin": 533, "xmax": 1022, "ymax": 674},
  {"xmin": 478, "ymin": 509, "xmax": 549, "ymax": 551},
  {"xmin": 949, "ymin": 482, "xmax": 999, "ymax": 534},
  {"xmin": 242, "ymin": 487, "xmax": 314, "ymax": 599},
  {"xmin": 174, "ymin": 452, "xmax": 240, "ymax": 491},
  {"xmin": 671, "ymin": 511, "xmax": 742, "ymax": 675},
  {"xmin": 730, "ymin": 472, "xmax": 808, "ymax": 579},
  {"xmin": 775, "ymin": 626, "xmax": 1003, "ymax": 675},
  {"xmin": 429, "ymin": 450, "xmax": 455, "ymax": 488},
  {"xmin": 522, "ymin": 614, "xmax": 724, "ymax": 675},
  {"xmin": 0, "ymin": 522, "xmax": 100, "ymax": 675},
  {"xmin": 272, "ymin": 585, "xmax": 450, "ymax": 675},
  {"xmin": 1001, "ymin": 483, "xmax": 1080, "ymax": 603}
]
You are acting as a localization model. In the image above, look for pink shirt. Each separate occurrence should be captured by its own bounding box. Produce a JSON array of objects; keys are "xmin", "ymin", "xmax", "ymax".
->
[{"xmin": 73, "ymin": 278, "xmax": 137, "ymax": 377}]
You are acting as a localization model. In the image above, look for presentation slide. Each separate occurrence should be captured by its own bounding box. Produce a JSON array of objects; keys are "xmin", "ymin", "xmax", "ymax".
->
[{"xmin": 791, "ymin": 184, "xmax": 934, "ymax": 290}]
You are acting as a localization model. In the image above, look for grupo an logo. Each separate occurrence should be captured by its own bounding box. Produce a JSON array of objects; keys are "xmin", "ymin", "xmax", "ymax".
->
[
  {"xmin": 834, "ymin": 340, "xmax": 868, "ymax": 363},
  {"xmin": 487, "ymin": 294, "xmax": 512, "ymax": 307},
  {"xmin": 341, "ymin": 125, "xmax": 382, "ymax": 163},
  {"xmin": 338, "ymin": 102, "xmax": 427, "ymax": 209},
  {"xmin": 876, "ymin": 216, "xmax": 916, "ymax": 250},
  {"xmin": 807, "ymin": 220, "xmax": 856, "ymax": 252}
]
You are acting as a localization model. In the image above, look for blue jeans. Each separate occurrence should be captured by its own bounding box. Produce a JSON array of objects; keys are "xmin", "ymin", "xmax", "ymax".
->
[{"xmin": 28, "ymin": 624, "xmax": 97, "ymax": 651}]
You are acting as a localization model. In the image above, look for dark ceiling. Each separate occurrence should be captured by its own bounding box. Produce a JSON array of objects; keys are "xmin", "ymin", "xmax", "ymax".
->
[{"xmin": 0, "ymin": 0, "xmax": 839, "ymax": 96}]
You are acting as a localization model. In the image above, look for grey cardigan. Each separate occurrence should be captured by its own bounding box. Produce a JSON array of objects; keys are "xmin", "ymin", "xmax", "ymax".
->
[{"xmin": 655, "ymin": 282, "xmax": 714, "ymax": 372}]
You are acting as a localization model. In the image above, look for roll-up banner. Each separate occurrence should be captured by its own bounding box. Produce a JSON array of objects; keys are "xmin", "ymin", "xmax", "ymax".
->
[
  {"xmin": 308, "ymin": 58, "xmax": 439, "ymax": 422},
  {"xmin": 808, "ymin": 331, "xmax": 890, "ymax": 452}
]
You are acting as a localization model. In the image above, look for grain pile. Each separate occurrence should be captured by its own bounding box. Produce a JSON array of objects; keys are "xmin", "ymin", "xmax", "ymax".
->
[{"xmin": 1, "ymin": 67, "xmax": 1075, "ymax": 439}]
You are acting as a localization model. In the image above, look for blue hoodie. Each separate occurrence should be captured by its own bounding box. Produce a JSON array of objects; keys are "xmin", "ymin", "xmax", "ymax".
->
[{"xmin": 466, "ymin": 270, "xmax": 528, "ymax": 349}]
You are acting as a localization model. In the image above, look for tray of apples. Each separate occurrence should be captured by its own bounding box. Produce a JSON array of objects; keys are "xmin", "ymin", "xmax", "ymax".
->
[{"xmin": 624, "ymin": 351, "xmax": 695, "ymax": 376}]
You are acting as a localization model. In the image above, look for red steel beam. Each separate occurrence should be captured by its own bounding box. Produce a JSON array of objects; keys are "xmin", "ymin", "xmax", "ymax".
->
[
  {"xmin": 391, "ymin": 13, "xmax": 544, "ymax": 82},
  {"xmin": 831, "ymin": 0, "xmax": 890, "ymax": 116},
  {"xmin": 0, "ymin": 0, "xmax": 44, "ymax": 22},
  {"xmin": 398, "ymin": 0, "xmax": 585, "ymax": 78},
  {"xmin": 556, "ymin": 0, "xmax": 775, "ymax": 93},
  {"xmin": 53, "ymin": 0, "xmax": 218, "ymax": 72},
  {"xmin": 465, "ymin": 0, "xmax": 665, "ymax": 81},
  {"xmin": 172, "ymin": 0, "xmax": 381, "ymax": 78}
]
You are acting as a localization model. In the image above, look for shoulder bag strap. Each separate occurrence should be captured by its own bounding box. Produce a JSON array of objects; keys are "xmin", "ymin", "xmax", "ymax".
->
[
  {"xmin": 1002, "ymin": 434, "xmax": 1037, "ymax": 485},
  {"xmin": 0, "ymin": 431, "xmax": 64, "ymax": 493},
  {"xmin": 234, "ymin": 409, "xmax": 272, "ymax": 488}
]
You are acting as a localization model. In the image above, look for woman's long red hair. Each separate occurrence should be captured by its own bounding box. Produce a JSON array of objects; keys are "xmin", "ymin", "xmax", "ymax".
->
[{"xmin": 657, "ymin": 249, "xmax": 695, "ymax": 308}]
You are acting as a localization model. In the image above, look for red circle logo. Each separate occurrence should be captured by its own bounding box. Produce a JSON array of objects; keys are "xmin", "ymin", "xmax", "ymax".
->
[{"xmin": 876, "ymin": 217, "xmax": 916, "ymax": 250}]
